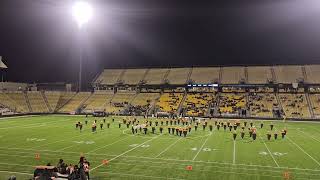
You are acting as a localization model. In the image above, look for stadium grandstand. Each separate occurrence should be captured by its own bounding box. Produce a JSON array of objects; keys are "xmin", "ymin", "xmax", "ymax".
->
[{"xmin": 1, "ymin": 65, "xmax": 320, "ymax": 120}]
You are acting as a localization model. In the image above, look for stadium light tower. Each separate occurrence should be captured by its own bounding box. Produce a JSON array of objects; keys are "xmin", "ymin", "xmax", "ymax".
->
[{"xmin": 72, "ymin": 0, "xmax": 93, "ymax": 91}]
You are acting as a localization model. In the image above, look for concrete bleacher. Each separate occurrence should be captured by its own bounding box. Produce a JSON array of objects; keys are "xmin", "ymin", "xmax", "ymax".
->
[
  {"xmin": 6, "ymin": 92, "xmax": 30, "ymax": 113},
  {"xmin": 55, "ymin": 92, "xmax": 76, "ymax": 111},
  {"xmin": 278, "ymin": 93, "xmax": 311, "ymax": 118},
  {"xmin": 166, "ymin": 68, "xmax": 191, "ymax": 85},
  {"xmin": 45, "ymin": 91, "xmax": 61, "ymax": 112},
  {"xmin": 58, "ymin": 92, "xmax": 91, "ymax": 113},
  {"xmin": 120, "ymin": 69, "xmax": 147, "ymax": 85},
  {"xmin": 189, "ymin": 67, "xmax": 220, "ymax": 84},
  {"xmin": 0, "ymin": 92, "xmax": 21, "ymax": 112},
  {"xmin": 131, "ymin": 93, "xmax": 159, "ymax": 107},
  {"xmin": 305, "ymin": 65, "xmax": 320, "ymax": 84},
  {"xmin": 247, "ymin": 66, "xmax": 273, "ymax": 84},
  {"xmin": 220, "ymin": 67, "xmax": 246, "ymax": 84},
  {"xmin": 27, "ymin": 91, "xmax": 49, "ymax": 113},
  {"xmin": 84, "ymin": 91, "xmax": 114, "ymax": 112},
  {"xmin": 309, "ymin": 94, "xmax": 320, "ymax": 117},
  {"xmin": 95, "ymin": 69, "xmax": 123, "ymax": 85},
  {"xmin": 183, "ymin": 93, "xmax": 213, "ymax": 116},
  {"xmin": 143, "ymin": 68, "xmax": 168, "ymax": 85},
  {"xmin": 248, "ymin": 93, "xmax": 277, "ymax": 118},
  {"xmin": 274, "ymin": 65, "xmax": 304, "ymax": 84},
  {"xmin": 105, "ymin": 92, "xmax": 136, "ymax": 114}
]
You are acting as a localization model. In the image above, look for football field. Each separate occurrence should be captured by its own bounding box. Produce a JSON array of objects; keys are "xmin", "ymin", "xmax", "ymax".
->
[{"xmin": 1, "ymin": 115, "xmax": 320, "ymax": 180}]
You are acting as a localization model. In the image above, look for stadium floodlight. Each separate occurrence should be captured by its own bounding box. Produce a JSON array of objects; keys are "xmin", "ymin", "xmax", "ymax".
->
[{"xmin": 72, "ymin": 1, "xmax": 93, "ymax": 28}]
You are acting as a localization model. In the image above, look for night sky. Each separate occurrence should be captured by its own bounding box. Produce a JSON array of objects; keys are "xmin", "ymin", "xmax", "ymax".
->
[{"xmin": 1, "ymin": 0, "xmax": 320, "ymax": 85}]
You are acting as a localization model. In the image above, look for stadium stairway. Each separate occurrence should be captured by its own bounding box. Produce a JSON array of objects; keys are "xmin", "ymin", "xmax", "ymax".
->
[
  {"xmin": 275, "ymin": 93, "xmax": 284, "ymax": 118},
  {"xmin": 177, "ymin": 91, "xmax": 187, "ymax": 116},
  {"xmin": 302, "ymin": 66, "xmax": 308, "ymax": 82},
  {"xmin": 55, "ymin": 93, "xmax": 77, "ymax": 112},
  {"xmin": 163, "ymin": 69, "xmax": 171, "ymax": 84},
  {"xmin": 305, "ymin": 93, "xmax": 315, "ymax": 118},
  {"xmin": 186, "ymin": 67, "xmax": 193, "ymax": 84},
  {"xmin": 117, "ymin": 69, "xmax": 126, "ymax": 84},
  {"xmin": 77, "ymin": 92, "xmax": 93, "ymax": 113},
  {"xmin": 24, "ymin": 92, "xmax": 32, "ymax": 113},
  {"xmin": 271, "ymin": 67, "xmax": 277, "ymax": 83},
  {"xmin": 140, "ymin": 69, "xmax": 149, "ymax": 84},
  {"xmin": 245, "ymin": 92, "xmax": 251, "ymax": 117},
  {"xmin": 41, "ymin": 91, "xmax": 52, "ymax": 112}
]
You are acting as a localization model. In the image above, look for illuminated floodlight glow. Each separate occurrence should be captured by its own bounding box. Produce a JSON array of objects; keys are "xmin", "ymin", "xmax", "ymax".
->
[{"xmin": 72, "ymin": 1, "xmax": 93, "ymax": 28}]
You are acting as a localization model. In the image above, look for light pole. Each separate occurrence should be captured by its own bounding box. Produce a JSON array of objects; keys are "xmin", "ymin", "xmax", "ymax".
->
[{"xmin": 72, "ymin": 0, "xmax": 93, "ymax": 91}]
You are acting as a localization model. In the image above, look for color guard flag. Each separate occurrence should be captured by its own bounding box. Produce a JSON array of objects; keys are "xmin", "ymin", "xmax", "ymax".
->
[{"xmin": 0, "ymin": 56, "xmax": 8, "ymax": 69}]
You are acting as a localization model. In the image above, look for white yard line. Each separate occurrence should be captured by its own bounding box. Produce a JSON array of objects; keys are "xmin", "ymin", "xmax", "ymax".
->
[
  {"xmin": 297, "ymin": 129, "xmax": 320, "ymax": 143},
  {"xmin": 0, "ymin": 115, "xmax": 39, "ymax": 121},
  {"xmin": 1, "ymin": 148, "xmax": 320, "ymax": 173},
  {"xmin": 260, "ymin": 137, "xmax": 279, "ymax": 167},
  {"xmin": 90, "ymin": 134, "xmax": 162, "ymax": 172},
  {"xmin": 155, "ymin": 138, "xmax": 182, "ymax": 158},
  {"xmin": 0, "ymin": 170, "xmax": 33, "ymax": 176},
  {"xmin": 101, "ymin": 172, "xmax": 184, "ymax": 180},
  {"xmin": 287, "ymin": 136, "xmax": 320, "ymax": 167},
  {"xmin": 233, "ymin": 140, "xmax": 236, "ymax": 164},
  {"xmin": 192, "ymin": 136, "xmax": 210, "ymax": 161},
  {"xmin": 0, "ymin": 117, "xmax": 71, "ymax": 130},
  {"xmin": 87, "ymin": 136, "xmax": 132, "ymax": 153}
]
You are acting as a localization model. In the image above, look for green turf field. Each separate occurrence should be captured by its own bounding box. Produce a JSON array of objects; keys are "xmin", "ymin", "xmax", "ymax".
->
[{"xmin": 0, "ymin": 115, "xmax": 320, "ymax": 180}]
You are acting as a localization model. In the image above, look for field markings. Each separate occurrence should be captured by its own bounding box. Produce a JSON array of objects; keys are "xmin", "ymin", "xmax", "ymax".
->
[
  {"xmin": 297, "ymin": 129, "xmax": 320, "ymax": 143},
  {"xmin": 0, "ymin": 170, "xmax": 33, "ymax": 176},
  {"xmin": 287, "ymin": 136, "xmax": 320, "ymax": 167},
  {"xmin": 155, "ymin": 137, "xmax": 183, "ymax": 158},
  {"xmin": 0, "ymin": 117, "xmax": 72, "ymax": 130},
  {"xmin": 86, "ymin": 136, "xmax": 132, "ymax": 153},
  {"xmin": 233, "ymin": 140, "xmax": 236, "ymax": 164},
  {"xmin": 261, "ymin": 138, "xmax": 279, "ymax": 167},
  {"xmin": 101, "ymin": 172, "xmax": 184, "ymax": 180},
  {"xmin": 90, "ymin": 134, "xmax": 162, "ymax": 172},
  {"xmin": 192, "ymin": 136, "xmax": 210, "ymax": 161},
  {"xmin": 2, "ymin": 148, "xmax": 320, "ymax": 174}
]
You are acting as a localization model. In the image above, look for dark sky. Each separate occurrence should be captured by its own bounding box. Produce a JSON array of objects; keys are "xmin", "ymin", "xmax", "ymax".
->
[{"xmin": 1, "ymin": 0, "xmax": 320, "ymax": 85}]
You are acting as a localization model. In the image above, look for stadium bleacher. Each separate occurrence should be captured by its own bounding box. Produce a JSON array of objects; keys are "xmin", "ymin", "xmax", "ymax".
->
[
  {"xmin": 278, "ymin": 93, "xmax": 311, "ymax": 118},
  {"xmin": 95, "ymin": 69, "xmax": 123, "ymax": 85},
  {"xmin": 83, "ymin": 91, "xmax": 114, "ymax": 112},
  {"xmin": 273, "ymin": 65, "xmax": 304, "ymax": 84},
  {"xmin": 44, "ymin": 91, "xmax": 61, "ymax": 112},
  {"xmin": 248, "ymin": 93, "xmax": 277, "ymax": 118},
  {"xmin": 120, "ymin": 69, "xmax": 147, "ymax": 85},
  {"xmin": 247, "ymin": 66, "xmax": 273, "ymax": 84},
  {"xmin": 143, "ymin": 68, "xmax": 168, "ymax": 85},
  {"xmin": 166, "ymin": 68, "xmax": 191, "ymax": 84},
  {"xmin": 309, "ymin": 94, "xmax": 320, "ymax": 117},
  {"xmin": 189, "ymin": 67, "xmax": 220, "ymax": 84},
  {"xmin": 27, "ymin": 91, "xmax": 49, "ymax": 113},
  {"xmin": 156, "ymin": 93, "xmax": 184, "ymax": 113},
  {"xmin": 58, "ymin": 92, "xmax": 91, "ymax": 113},
  {"xmin": 218, "ymin": 93, "xmax": 246, "ymax": 115},
  {"xmin": 6, "ymin": 92, "xmax": 30, "ymax": 113},
  {"xmin": 221, "ymin": 67, "xmax": 246, "ymax": 84},
  {"xmin": 105, "ymin": 91, "xmax": 136, "ymax": 114},
  {"xmin": 55, "ymin": 92, "xmax": 77, "ymax": 112},
  {"xmin": 182, "ymin": 93, "xmax": 214, "ymax": 116},
  {"xmin": 2, "ymin": 65, "xmax": 320, "ymax": 119}
]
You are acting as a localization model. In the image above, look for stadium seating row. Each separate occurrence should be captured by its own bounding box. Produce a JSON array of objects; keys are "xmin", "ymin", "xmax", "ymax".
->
[
  {"xmin": 2, "ymin": 90, "xmax": 320, "ymax": 119},
  {"xmin": 94, "ymin": 65, "xmax": 320, "ymax": 85}
]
